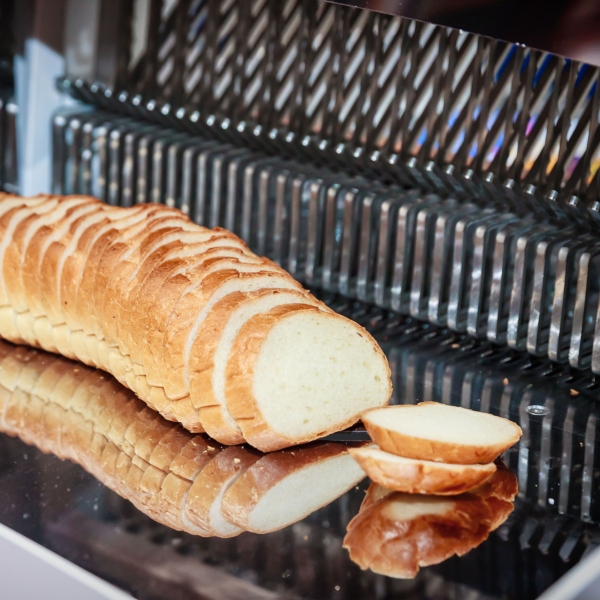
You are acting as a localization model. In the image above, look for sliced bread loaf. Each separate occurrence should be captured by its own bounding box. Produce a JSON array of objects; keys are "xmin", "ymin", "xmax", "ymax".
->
[{"xmin": 362, "ymin": 402, "xmax": 522, "ymax": 464}]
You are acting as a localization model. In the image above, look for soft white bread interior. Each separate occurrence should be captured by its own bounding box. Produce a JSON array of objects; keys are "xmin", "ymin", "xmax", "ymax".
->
[
  {"xmin": 362, "ymin": 402, "xmax": 522, "ymax": 464},
  {"xmin": 0, "ymin": 194, "xmax": 391, "ymax": 448},
  {"xmin": 221, "ymin": 443, "xmax": 367, "ymax": 533},
  {"xmin": 0, "ymin": 340, "xmax": 361, "ymax": 538},
  {"xmin": 190, "ymin": 289, "xmax": 330, "ymax": 445},
  {"xmin": 349, "ymin": 446, "xmax": 496, "ymax": 495},
  {"xmin": 343, "ymin": 466, "xmax": 517, "ymax": 578},
  {"xmin": 226, "ymin": 306, "xmax": 392, "ymax": 451}
]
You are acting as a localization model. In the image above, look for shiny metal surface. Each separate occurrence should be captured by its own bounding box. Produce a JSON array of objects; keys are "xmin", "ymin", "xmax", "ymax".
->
[
  {"xmin": 59, "ymin": 1, "xmax": 600, "ymax": 219},
  {"xmin": 0, "ymin": 95, "xmax": 18, "ymax": 193},
  {"xmin": 328, "ymin": 0, "xmax": 600, "ymax": 69}
]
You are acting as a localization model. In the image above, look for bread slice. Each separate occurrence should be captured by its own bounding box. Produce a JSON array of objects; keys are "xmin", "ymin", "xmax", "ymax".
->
[
  {"xmin": 160, "ymin": 269, "xmax": 305, "ymax": 401},
  {"xmin": 190, "ymin": 289, "xmax": 329, "ymax": 444},
  {"xmin": 131, "ymin": 246, "xmax": 263, "ymax": 386},
  {"xmin": 81, "ymin": 212, "xmax": 189, "ymax": 339},
  {"xmin": 60, "ymin": 206, "xmax": 148, "ymax": 333},
  {"xmin": 349, "ymin": 446, "xmax": 496, "ymax": 495},
  {"xmin": 24, "ymin": 200, "xmax": 99, "ymax": 319},
  {"xmin": 225, "ymin": 305, "xmax": 392, "ymax": 451},
  {"xmin": 362, "ymin": 402, "xmax": 522, "ymax": 464},
  {"xmin": 120, "ymin": 235, "xmax": 248, "ymax": 366},
  {"xmin": 39, "ymin": 203, "xmax": 106, "ymax": 325},
  {"xmin": 0, "ymin": 200, "xmax": 61, "ymax": 322},
  {"xmin": 222, "ymin": 443, "xmax": 367, "ymax": 534},
  {"xmin": 99, "ymin": 218, "xmax": 207, "ymax": 345},
  {"xmin": 4, "ymin": 197, "xmax": 83, "ymax": 314},
  {"xmin": 343, "ymin": 467, "xmax": 516, "ymax": 579}
]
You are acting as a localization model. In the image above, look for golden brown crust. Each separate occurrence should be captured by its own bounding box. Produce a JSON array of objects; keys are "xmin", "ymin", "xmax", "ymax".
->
[
  {"xmin": 362, "ymin": 402, "xmax": 523, "ymax": 465},
  {"xmin": 349, "ymin": 447, "xmax": 496, "ymax": 495},
  {"xmin": 160, "ymin": 267, "xmax": 302, "ymax": 401}
]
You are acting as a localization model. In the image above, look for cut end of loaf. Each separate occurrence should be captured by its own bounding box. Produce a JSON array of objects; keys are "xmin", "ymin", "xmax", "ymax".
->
[
  {"xmin": 363, "ymin": 402, "xmax": 523, "ymax": 464},
  {"xmin": 250, "ymin": 311, "xmax": 391, "ymax": 450}
]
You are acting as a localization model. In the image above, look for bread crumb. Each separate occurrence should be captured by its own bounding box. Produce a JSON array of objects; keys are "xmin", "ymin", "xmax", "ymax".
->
[
  {"xmin": 570, "ymin": 389, "xmax": 579, "ymax": 396},
  {"xmin": 207, "ymin": 446, "xmax": 215, "ymax": 451},
  {"xmin": 233, "ymin": 458, "xmax": 240, "ymax": 464},
  {"xmin": 503, "ymin": 378, "xmax": 509, "ymax": 385}
]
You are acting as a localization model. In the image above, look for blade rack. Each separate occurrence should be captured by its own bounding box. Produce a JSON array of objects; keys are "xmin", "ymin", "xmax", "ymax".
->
[{"xmin": 53, "ymin": 0, "xmax": 600, "ymax": 377}]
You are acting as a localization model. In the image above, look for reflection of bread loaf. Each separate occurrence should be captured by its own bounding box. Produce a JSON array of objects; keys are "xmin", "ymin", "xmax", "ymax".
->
[
  {"xmin": 0, "ymin": 194, "xmax": 391, "ymax": 449},
  {"xmin": 343, "ymin": 467, "xmax": 517, "ymax": 578},
  {"xmin": 349, "ymin": 446, "xmax": 496, "ymax": 495},
  {"xmin": 0, "ymin": 340, "xmax": 365, "ymax": 536},
  {"xmin": 362, "ymin": 402, "xmax": 522, "ymax": 464}
]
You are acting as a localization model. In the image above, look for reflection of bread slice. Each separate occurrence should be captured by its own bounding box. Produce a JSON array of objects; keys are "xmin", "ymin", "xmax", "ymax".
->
[
  {"xmin": 349, "ymin": 446, "xmax": 496, "ymax": 494},
  {"xmin": 361, "ymin": 483, "xmax": 392, "ymax": 511},
  {"xmin": 222, "ymin": 443, "xmax": 367, "ymax": 533},
  {"xmin": 185, "ymin": 446, "xmax": 261, "ymax": 537},
  {"xmin": 344, "ymin": 466, "xmax": 517, "ymax": 578},
  {"xmin": 362, "ymin": 402, "xmax": 522, "ymax": 464}
]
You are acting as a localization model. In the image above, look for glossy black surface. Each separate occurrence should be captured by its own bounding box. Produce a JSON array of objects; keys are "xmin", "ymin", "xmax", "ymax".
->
[
  {"xmin": 328, "ymin": 0, "xmax": 600, "ymax": 67},
  {"xmin": 0, "ymin": 295, "xmax": 598, "ymax": 599}
]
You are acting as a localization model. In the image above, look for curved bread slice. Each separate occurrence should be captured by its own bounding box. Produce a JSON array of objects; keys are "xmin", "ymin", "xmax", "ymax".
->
[
  {"xmin": 5, "ymin": 197, "xmax": 88, "ymax": 314},
  {"xmin": 104, "ymin": 223, "xmax": 216, "ymax": 348},
  {"xmin": 160, "ymin": 269, "xmax": 305, "ymax": 401},
  {"xmin": 222, "ymin": 443, "xmax": 366, "ymax": 534},
  {"xmin": 134, "ymin": 247, "xmax": 263, "ymax": 386},
  {"xmin": 60, "ymin": 206, "xmax": 148, "ymax": 333},
  {"xmin": 25, "ymin": 200, "xmax": 99, "ymax": 318},
  {"xmin": 225, "ymin": 305, "xmax": 391, "ymax": 451},
  {"xmin": 349, "ymin": 446, "xmax": 496, "ymax": 495},
  {"xmin": 362, "ymin": 402, "xmax": 523, "ymax": 464},
  {"xmin": 190, "ymin": 289, "xmax": 330, "ymax": 444},
  {"xmin": 39, "ymin": 202, "xmax": 106, "ymax": 326},
  {"xmin": 121, "ymin": 234, "xmax": 247, "ymax": 365}
]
